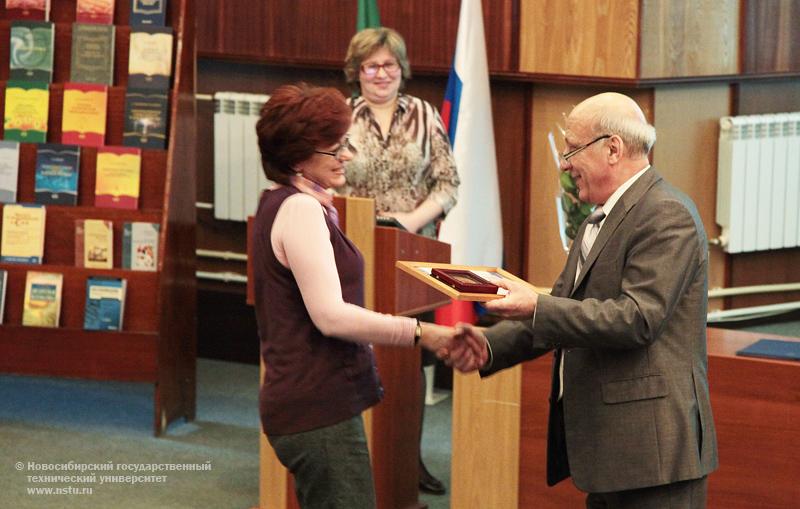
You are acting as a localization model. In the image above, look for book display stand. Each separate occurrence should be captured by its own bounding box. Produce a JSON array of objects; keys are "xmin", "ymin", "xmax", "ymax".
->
[{"xmin": 0, "ymin": 0, "xmax": 196, "ymax": 436}]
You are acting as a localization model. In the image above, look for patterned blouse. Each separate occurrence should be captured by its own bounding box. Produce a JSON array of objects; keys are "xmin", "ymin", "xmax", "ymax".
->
[{"xmin": 337, "ymin": 94, "xmax": 460, "ymax": 238}]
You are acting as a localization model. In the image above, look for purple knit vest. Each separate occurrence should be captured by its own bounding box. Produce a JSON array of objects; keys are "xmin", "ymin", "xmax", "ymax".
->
[{"xmin": 253, "ymin": 186, "xmax": 383, "ymax": 435}]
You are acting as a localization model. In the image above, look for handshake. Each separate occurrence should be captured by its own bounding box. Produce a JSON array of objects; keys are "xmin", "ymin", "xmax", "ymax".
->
[
  {"xmin": 417, "ymin": 322, "xmax": 490, "ymax": 373},
  {"xmin": 415, "ymin": 278, "xmax": 540, "ymax": 372}
]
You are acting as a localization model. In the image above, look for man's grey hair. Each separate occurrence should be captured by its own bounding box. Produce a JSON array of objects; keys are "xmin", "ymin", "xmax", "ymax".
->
[{"xmin": 594, "ymin": 114, "xmax": 656, "ymax": 158}]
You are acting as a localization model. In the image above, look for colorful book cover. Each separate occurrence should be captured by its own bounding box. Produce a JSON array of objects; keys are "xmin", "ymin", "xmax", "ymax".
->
[
  {"xmin": 9, "ymin": 20, "xmax": 54, "ymax": 82},
  {"xmin": 76, "ymin": 0, "xmax": 114, "ymax": 24},
  {"xmin": 75, "ymin": 218, "xmax": 113, "ymax": 268},
  {"xmin": 34, "ymin": 143, "xmax": 80, "ymax": 205},
  {"xmin": 22, "ymin": 270, "xmax": 62, "ymax": 327},
  {"xmin": 61, "ymin": 83, "xmax": 107, "ymax": 147},
  {"xmin": 5, "ymin": 0, "xmax": 49, "ymax": 21},
  {"xmin": 0, "ymin": 269, "xmax": 7, "ymax": 324},
  {"xmin": 123, "ymin": 88, "xmax": 168, "ymax": 149},
  {"xmin": 128, "ymin": 26, "xmax": 173, "ymax": 90},
  {"xmin": 70, "ymin": 23, "xmax": 115, "ymax": 85},
  {"xmin": 3, "ymin": 81, "xmax": 50, "ymax": 143},
  {"xmin": 122, "ymin": 221, "xmax": 159, "ymax": 271},
  {"xmin": 0, "ymin": 203, "xmax": 46, "ymax": 263},
  {"xmin": 94, "ymin": 146, "xmax": 141, "ymax": 209},
  {"xmin": 130, "ymin": 0, "xmax": 167, "ymax": 26},
  {"xmin": 83, "ymin": 276, "xmax": 126, "ymax": 330},
  {"xmin": 0, "ymin": 141, "xmax": 21, "ymax": 203},
  {"xmin": 3, "ymin": 80, "xmax": 49, "ymax": 143}
]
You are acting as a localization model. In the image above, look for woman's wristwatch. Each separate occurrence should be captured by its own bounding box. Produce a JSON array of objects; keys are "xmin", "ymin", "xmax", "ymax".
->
[{"xmin": 414, "ymin": 319, "xmax": 422, "ymax": 346}]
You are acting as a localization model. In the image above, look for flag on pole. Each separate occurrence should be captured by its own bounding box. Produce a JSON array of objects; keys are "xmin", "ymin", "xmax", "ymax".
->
[
  {"xmin": 437, "ymin": 0, "xmax": 503, "ymax": 325},
  {"xmin": 356, "ymin": 0, "xmax": 381, "ymax": 31}
]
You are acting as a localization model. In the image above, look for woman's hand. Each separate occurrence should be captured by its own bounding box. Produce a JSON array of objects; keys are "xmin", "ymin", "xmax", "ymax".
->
[{"xmin": 417, "ymin": 323, "xmax": 455, "ymax": 354}]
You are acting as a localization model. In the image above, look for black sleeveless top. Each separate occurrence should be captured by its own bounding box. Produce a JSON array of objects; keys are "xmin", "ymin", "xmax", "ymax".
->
[{"xmin": 252, "ymin": 186, "xmax": 383, "ymax": 435}]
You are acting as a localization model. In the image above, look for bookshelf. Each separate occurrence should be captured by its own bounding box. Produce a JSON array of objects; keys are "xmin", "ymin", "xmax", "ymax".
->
[{"xmin": 0, "ymin": 0, "xmax": 196, "ymax": 436}]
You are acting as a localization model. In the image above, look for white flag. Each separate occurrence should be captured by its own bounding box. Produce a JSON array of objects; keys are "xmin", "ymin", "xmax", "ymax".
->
[{"xmin": 438, "ymin": 0, "xmax": 503, "ymax": 267}]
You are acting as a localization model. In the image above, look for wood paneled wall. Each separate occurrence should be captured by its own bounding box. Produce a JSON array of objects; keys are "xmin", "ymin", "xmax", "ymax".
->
[
  {"xmin": 640, "ymin": 0, "xmax": 739, "ymax": 78},
  {"xmin": 651, "ymin": 84, "xmax": 732, "ymax": 309},
  {"xmin": 743, "ymin": 0, "xmax": 800, "ymax": 74},
  {"xmin": 196, "ymin": 0, "xmax": 517, "ymax": 72},
  {"xmin": 519, "ymin": 0, "xmax": 640, "ymax": 79}
]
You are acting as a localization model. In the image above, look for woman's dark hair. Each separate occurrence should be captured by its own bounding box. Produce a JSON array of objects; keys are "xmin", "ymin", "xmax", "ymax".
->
[{"xmin": 256, "ymin": 83, "xmax": 351, "ymax": 184}]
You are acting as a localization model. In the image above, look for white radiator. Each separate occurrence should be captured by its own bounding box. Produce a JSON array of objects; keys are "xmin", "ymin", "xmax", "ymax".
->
[
  {"xmin": 716, "ymin": 112, "xmax": 800, "ymax": 253},
  {"xmin": 213, "ymin": 92, "xmax": 272, "ymax": 222}
]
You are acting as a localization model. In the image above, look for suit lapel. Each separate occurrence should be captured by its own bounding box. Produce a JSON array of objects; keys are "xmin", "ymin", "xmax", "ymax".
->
[{"xmin": 570, "ymin": 168, "xmax": 662, "ymax": 296}]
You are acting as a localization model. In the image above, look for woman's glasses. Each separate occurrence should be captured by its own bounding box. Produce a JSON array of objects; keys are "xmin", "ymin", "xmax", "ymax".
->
[
  {"xmin": 314, "ymin": 136, "xmax": 351, "ymax": 159},
  {"xmin": 360, "ymin": 61, "xmax": 400, "ymax": 78}
]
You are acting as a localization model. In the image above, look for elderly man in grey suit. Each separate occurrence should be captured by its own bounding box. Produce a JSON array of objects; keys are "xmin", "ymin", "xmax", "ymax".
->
[{"xmin": 445, "ymin": 92, "xmax": 718, "ymax": 508}]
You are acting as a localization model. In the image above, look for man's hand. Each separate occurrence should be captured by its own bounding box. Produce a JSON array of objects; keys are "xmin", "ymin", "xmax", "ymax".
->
[
  {"xmin": 483, "ymin": 279, "xmax": 539, "ymax": 320},
  {"xmin": 438, "ymin": 323, "xmax": 489, "ymax": 373}
]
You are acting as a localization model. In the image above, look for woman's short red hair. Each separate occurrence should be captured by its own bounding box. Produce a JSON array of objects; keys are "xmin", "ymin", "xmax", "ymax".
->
[{"xmin": 256, "ymin": 83, "xmax": 351, "ymax": 185}]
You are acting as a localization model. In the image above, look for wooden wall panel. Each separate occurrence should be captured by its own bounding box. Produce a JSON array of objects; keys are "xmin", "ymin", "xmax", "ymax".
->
[
  {"xmin": 265, "ymin": 0, "xmax": 356, "ymax": 64},
  {"xmin": 736, "ymin": 80, "xmax": 800, "ymax": 115},
  {"xmin": 491, "ymin": 81, "xmax": 529, "ymax": 277},
  {"xmin": 196, "ymin": 0, "xmax": 516, "ymax": 73},
  {"xmin": 726, "ymin": 250, "xmax": 800, "ymax": 308},
  {"xmin": 451, "ymin": 368, "xmax": 521, "ymax": 509},
  {"xmin": 651, "ymin": 84, "xmax": 731, "ymax": 311},
  {"xmin": 743, "ymin": 0, "xmax": 800, "ymax": 74},
  {"xmin": 203, "ymin": 0, "xmax": 272, "ymax": 58},
  {"xmin": 518, "ymin": 357, "xmax": 585, "ymax": 508},
  {"xmin": 526, "ymin": 86, "xmax": 652, "ymax": 287},
  {"xmin": 381, "ymin": 0, "xmax": 517, "ymax": 72},
  {"xmin": 640, "ymin": 0, "xmax": 739, "ymax": 79},
  {"xmin": 519, "ymin": 0, "xmax": 639, "ymax": 79}
]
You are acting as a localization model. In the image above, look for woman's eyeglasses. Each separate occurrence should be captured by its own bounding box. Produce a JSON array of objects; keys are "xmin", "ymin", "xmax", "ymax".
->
[
  {"xmin": 360, "ymin": 61, "xmax": 400, "ymax": 78},
  {"xmin": 314, "ymin": 136, "xmax": 351, "ymax": 159}
]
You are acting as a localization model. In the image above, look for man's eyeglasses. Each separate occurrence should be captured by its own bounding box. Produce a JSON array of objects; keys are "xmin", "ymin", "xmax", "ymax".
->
[
  {"xmin": 561, "ymin": 134, "xmax": 611, "ymax": 162},
  {"xmin": 360, "ymin": 61, "xmax": 400, "ymax": 78},
  {"xmin": 315, "ymin": 136, "xmax": 351, "ymax": 159}
]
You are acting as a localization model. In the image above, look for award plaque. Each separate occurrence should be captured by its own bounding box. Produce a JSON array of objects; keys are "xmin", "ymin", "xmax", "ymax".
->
[
  {"xmin": 396, "ymin": 261, "xmax": 545, "ymax": 302},
  {"xmin": 431, "ymin": 268, "xmax": 498, "ymax": 294}
]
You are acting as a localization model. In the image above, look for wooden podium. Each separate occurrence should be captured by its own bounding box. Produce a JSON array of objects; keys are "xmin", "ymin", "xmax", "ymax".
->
[{"xmin": 249, "ymin": 195, "xmax": 450, "ymax": 509}]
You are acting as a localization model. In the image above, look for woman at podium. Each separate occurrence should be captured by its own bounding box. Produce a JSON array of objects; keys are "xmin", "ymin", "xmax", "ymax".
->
[
  {"xmin": 337, "ymin": 27, "xmax": 461, "ymax": 495},
  {"xmin": 251, "ymin": 82, "xmax": 454, "ymax": 509}
]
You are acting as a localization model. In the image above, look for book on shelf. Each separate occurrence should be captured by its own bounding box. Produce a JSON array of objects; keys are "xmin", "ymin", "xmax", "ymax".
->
[
  {"xmin": 0, "ymin": 141, "xmax": 21, "ymax": 203},
  {"xmin": 83, "ymin": 276, "xmax": 126, "ymax": 331},
  {"xmin": 0, "ymin": 269, "xmax": 7, "ymax": 325},
  {"xmin": 70, "ymin": 22, "xmax": 115, "ymax": 85},
  {"xmin": 75, "ymin": 218, "xmax": 113, "ymax": 269},
  {"xmin": 76, "ymin": 0, "xmax": 114, "ymax": 24},
  {"xmin": 5, "ymin": 0, "xmax": 50, "ymax": 21},
  {"xmin": 122, "ymin": 221, "xmax": 159, "ymax": 271},
  {"xmin": 62, "ymin": 83, "xmax": 108, "ymax": 147},
  {"xmin": 3, "ymin": 81, "xmax": 49, "ymax": 143},
  {"xmin": 1, "ymin": 203, "xmax": 46, "ymax": 264},
  {"xmin": 130, "ymin": 0, "xmax": 167, "ymax": 26},
  {"xmin": 9, "ymin": 20, "xmax": 54, "ymax": 82},
  {"xmin": 22, "ymin": 270, "xmax": 62, "ymax": 328},
  {"xmin": 94, "ymin": 146, "xmax": 141, "ymax": 209},
  {"xmin": 128, "ymin": 26, "xmax": 173, "ymax": 90},
  {"xmin": 123, "ymin": 88, "xmax": 168, "ymax": 149},
  {"xmin": 34, "ymin": 143, "xmax": 81, "ymax": 205}
]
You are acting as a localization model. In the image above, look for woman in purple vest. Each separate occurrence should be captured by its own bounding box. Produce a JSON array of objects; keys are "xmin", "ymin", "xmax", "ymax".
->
[{"xmin": 251, "ymin": 83, "xmax": 455, "ymax": 509}]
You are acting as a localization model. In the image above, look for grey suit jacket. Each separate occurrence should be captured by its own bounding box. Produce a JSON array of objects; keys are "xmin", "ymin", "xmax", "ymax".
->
[{"xmin": 483, "ymin": 168, "xmax": 718, "ymax": 493}]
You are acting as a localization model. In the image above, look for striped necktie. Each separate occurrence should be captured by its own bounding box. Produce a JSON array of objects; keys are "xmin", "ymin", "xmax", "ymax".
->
[{"xmin": 578, "ymin": 208, "xmax": 606, "ymax": 272}]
